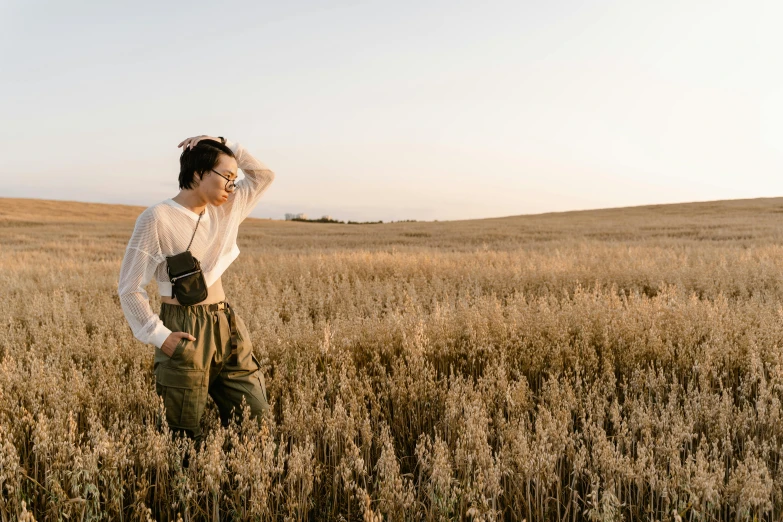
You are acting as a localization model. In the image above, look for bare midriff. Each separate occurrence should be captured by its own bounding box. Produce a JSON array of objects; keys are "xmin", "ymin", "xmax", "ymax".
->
[{"xmin": 161, "ymin": 277, "xmax": 227, "ymax": 306}]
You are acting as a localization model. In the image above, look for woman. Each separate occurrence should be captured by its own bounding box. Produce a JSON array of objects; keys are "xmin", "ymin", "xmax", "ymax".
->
[{"xmin": 118, "ymin": 135, "xmax": 275, "ymax": 447}]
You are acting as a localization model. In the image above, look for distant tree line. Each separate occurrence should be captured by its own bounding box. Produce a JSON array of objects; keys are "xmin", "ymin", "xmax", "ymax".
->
[{"xmin": 285, "ymin": 213, "xmax": 417, "ymax": 225}]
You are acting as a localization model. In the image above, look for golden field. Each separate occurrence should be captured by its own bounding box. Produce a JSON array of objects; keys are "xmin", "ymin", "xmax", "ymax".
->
[{"xmin": 1, "ymin": 196, "xmax": 783, "ymax": 521}]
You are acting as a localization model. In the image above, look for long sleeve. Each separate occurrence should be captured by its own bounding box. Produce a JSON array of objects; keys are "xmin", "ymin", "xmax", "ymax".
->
[
  {"xmin": 225, "ymin": 140, "xmax": 275, "ymax": 221},
  {"xmin": 117, "ymin": 209, "xmax": 172, "ymax": 348}
]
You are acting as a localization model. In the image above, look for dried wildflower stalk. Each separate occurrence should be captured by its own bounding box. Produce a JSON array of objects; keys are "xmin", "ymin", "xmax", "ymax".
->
[{"xmin": 1, "ymin": 200, "xmax": 783, "ymax": 520}]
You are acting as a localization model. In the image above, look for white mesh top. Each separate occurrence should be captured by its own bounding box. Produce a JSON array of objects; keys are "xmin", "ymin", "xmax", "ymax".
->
[{"xmin": 117, "ymin": 140, "xmax": 275, "ymax": 348}]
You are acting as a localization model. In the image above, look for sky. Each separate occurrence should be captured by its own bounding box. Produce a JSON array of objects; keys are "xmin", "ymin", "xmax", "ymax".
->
[{"xmin": 1, "ymin": 0, "xmax": 781, "ymax": 222}]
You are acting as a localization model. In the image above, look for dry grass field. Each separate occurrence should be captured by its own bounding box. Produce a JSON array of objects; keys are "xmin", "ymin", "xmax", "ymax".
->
[{"xmin": 2, "ymin": 196, "xmax": 783, "ymax": 521}]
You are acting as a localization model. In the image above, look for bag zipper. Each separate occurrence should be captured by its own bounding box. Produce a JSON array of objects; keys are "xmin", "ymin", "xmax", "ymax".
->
[{"xmin": 171, "ymin": 269, "xmax": 202, "ymax": 282}]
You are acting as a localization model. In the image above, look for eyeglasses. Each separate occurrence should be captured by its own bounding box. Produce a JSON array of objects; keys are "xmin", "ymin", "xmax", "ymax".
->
[{"xmin": 210, "ymin": 169, "xmax": 238, "ymax": 191}]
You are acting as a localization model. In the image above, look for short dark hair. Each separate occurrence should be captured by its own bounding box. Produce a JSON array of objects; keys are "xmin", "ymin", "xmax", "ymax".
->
[{"xmin": 178, "ymin": 139, "xmax": 236, "ymax": 190}]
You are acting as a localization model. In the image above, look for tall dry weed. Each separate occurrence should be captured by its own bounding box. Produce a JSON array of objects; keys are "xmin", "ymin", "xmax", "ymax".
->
[{"xmin": 1, "ymin": 198, "xmax": 783, "ymax": 520}]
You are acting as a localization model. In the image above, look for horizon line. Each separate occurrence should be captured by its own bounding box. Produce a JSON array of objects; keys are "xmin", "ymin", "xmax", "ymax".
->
[{"xmin": 1, "ymin": 195, "xmax": 781, "ymax": 224}]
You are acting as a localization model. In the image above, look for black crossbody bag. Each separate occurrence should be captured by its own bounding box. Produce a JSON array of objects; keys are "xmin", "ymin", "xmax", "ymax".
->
[{"xmin": 166, "ymin": 210, "xmax": 208, "ymax": 306}]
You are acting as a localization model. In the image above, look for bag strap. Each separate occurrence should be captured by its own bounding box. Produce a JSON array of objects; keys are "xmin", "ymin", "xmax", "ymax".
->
[{"xmin": 186, "ymin": 210, "xmax": 205, "ymax": 252}]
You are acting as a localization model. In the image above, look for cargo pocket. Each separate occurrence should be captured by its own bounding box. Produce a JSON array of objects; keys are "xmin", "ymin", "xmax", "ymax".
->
[
  {"xmin": 250, "ymin": 354, "xmax": 269, "ymax": 406},
  {"xmin": 228, "ymin": 353, "xmax": 269, "ymax": 413},
  {"xmin": 155, "ymin": 366, "xmax": 206, "ymax": 430}
]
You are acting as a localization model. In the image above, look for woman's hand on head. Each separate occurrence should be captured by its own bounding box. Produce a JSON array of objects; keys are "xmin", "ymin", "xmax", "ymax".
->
[
  {"xmin": 178, "ymin": 135, "xmax": 223, "ymax": 150},
  {"xmin": 161, "ymin": 331, "xmax": 197, "ymax": 358}
]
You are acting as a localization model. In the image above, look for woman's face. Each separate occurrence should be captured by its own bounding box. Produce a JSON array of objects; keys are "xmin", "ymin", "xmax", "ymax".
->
[{"xmin": 198, "ymin": 153, "xmax": 238, "ymax": 206}]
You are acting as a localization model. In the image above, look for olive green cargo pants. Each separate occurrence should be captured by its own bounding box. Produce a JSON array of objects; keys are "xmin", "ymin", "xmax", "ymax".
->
[{"xmin": 155, "ymin": 301, "xmax": 269, "ymax": 447}]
